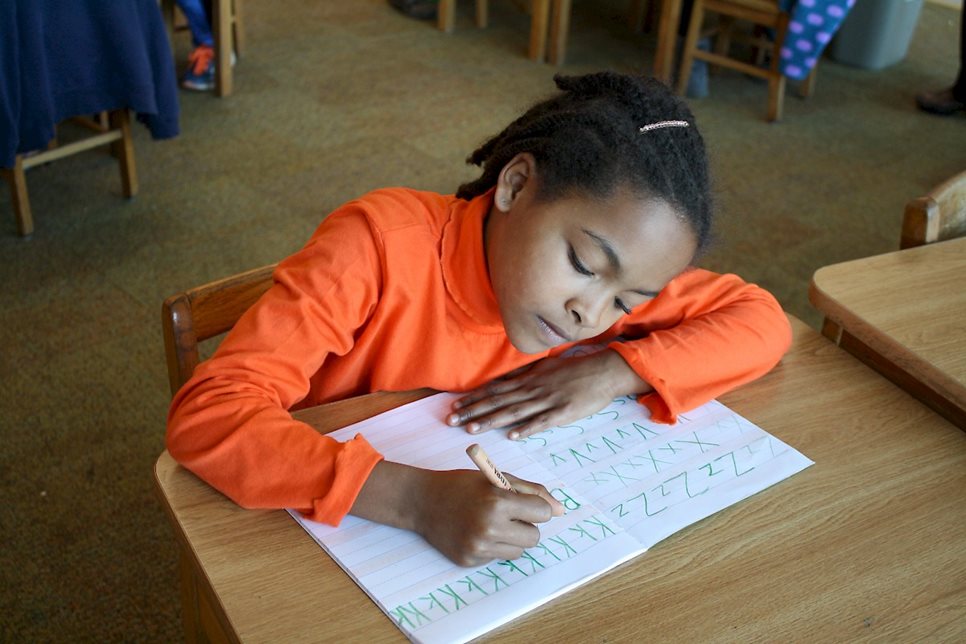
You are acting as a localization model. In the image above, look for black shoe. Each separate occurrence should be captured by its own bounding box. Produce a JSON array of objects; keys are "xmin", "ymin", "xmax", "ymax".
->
[
  {"xmin": 389, "ymin": 0, "xmax": 438, "ymax": 20},
  {"xmin": 915, "ymin": 87, "xmax": 966, "ymax": 116}
]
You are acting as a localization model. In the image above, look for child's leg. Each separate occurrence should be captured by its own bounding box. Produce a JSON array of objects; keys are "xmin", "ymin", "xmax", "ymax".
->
[{"xmin": 175, "ymin": 0, "xmax": 214, "ymax": 47}]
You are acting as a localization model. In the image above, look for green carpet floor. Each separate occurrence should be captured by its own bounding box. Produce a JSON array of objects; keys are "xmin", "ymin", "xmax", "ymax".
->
[{"xmin": 1, "ymin": 0, "xmax": 963, "ymax": 640}]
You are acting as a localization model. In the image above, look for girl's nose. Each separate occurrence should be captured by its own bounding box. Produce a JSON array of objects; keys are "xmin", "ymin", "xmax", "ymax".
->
[{"xmin": 569, "ymin": 292, "xmax": 610, "ymax": 330}]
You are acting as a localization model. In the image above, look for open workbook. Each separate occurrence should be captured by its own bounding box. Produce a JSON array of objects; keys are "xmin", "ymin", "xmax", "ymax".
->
[{"xmin": 289, "ymin": 393, "xmax": 813, "ymax": 643}]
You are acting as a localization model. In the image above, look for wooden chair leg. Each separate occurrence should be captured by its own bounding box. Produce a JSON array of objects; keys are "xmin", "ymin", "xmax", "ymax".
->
[
  {"xmin": 2, "ymin": 157, "xmax": 33, "ymax": 237},
  {"xmin": 713, "ymin": 15, "xmax": 736, "ymax": 73},
  {"xmin": 231, "ymin": 0, "xmax": 244, "ymax": 56},
  {"xmin": 654, "ymin": 0, "xmax": 683, "ymax": 84},
  {"xmin": 547, "ymin": 0, "xmax": 571, "ymax": 65},
  {"xmin": 628, "ymin": 0, "xmax": 648, "ymax": 33},
  {"xmin": 765, "ymin": 14, "xmax": 788, "ymax": 122},
  {"xmin": 109, "ymin": 109, "xmax": 138, "ymax": 198},
  {"xmin": 527, "ymin": 0, "xmax": 549, "ymax": 62},
  {"xmin": 475, "ymin": 0, "xmax": 489, "ymax": 28},
  {"xmin": 676, "ymin": 1, "xmax": 705, "ymax": 95},
  {"xmin": 214, "ymin": 0, "xmax": 233, "ymax": 97},
  {"xmin": 799, "ymin": 65, "xmax": 817, "ymax": 98},
  {"xmin": 438, "ymin": 0, "xmax": 456, "ymax": 32},
  {"xmin": 766, "ymin": 73, "xmax": 785, "ymax": 121},
  {"xmin": 160, "ymin": 0, "xmax": 176, "ymax": 52}
]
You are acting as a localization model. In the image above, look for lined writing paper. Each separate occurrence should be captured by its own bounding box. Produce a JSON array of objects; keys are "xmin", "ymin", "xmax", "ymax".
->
[{"xmin": 290, "ymin": 393, "xmax": 812, "ymax": 643}]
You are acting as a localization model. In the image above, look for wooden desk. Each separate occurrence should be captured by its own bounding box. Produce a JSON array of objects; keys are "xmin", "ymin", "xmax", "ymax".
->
[
  {"xmin": 155, "ymin": 316, "xmax": 966, "ymax": 642},
  {"xmin": 810, "ymin": 237, "xmax": 966, "ymax": 429}
]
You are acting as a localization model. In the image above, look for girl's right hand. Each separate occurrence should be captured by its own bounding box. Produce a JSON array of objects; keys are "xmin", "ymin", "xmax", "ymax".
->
[
  {"xmin": 350, "ymin": 461, "xmax": 563, "ymax": 568},
  {"xmin": 413, "ymin": 469, "xmax": 563, "ymax": 567}
]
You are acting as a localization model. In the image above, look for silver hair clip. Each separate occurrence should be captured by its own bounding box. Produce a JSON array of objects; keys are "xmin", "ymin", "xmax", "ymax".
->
[{"xmin": 639, "ymin": 120, "xmax": 689, "ymax": 133}]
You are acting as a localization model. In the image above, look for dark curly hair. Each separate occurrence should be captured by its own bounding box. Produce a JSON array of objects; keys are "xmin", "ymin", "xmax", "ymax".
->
[{"xmin": 457, "ymin": 71, "xmax": 713, "ymax": 253}]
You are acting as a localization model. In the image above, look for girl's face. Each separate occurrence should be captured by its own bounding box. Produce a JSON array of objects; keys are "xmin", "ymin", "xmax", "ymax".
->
[{"xmin": 486, "ymin": 154, "xmax": 698, "ymax": 354}]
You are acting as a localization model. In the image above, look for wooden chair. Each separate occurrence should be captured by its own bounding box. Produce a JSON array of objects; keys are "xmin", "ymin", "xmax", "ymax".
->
[
  {"xmin": 438, "ymin": 0, "xmax": 551, "ymax": 62},
  {"xmin": 900, "ymin": 169, "xmax": 966, "ymax": 249},
  {"xmin": 2, "ymin": 109, "xmax": 137, "ymax": 237},
  {"xmin": 676, "ymin": 0, "xmax": 816, "ymax": 122},
  {"xmin": 160, "ymin": 0, "xmax": 244, "ymax": 97},
  {"xmin": 162, "ymin": 263, "xmax": 276, "ymax": 396}
]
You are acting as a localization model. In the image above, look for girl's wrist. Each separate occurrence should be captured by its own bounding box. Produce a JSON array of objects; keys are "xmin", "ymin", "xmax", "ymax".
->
[
  {"xmin": 601, "ymin": 349, "xmax": 653, "ymax": 398},
  {"xmin": 351, "ymin": 460, "xmax": 427, "ymax": 534}
]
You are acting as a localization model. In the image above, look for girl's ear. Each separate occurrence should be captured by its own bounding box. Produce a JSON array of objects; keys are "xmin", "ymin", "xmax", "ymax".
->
[{"xmin": 494, "ymin": 153, "xmax": 535, "ymax": 213}]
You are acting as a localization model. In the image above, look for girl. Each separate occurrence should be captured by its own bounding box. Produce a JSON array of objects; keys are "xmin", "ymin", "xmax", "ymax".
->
[{"xmin": 167, "ymin": 72, "xmax": 792, "ymax": 567}]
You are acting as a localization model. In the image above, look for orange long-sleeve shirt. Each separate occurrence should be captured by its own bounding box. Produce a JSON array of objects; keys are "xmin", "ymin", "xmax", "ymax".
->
[{"xmin": 167, "ymin": 188, "xmax": 792, "ymax": 525}]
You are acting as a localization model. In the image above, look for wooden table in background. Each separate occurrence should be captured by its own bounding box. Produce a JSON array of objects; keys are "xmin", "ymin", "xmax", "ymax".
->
[
  {"xmin": 155, "ymin": 316, "xmax": 966, "ymax": 642},
  {"xmin": 810, "ymin": 237, "xmax": 966, "ymax": 429}
]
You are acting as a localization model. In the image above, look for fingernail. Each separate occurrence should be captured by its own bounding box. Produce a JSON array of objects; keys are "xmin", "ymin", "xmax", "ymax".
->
[
  {"xmin": 467, "ymin": 423, "xmax": 479, "ymax": 433},
  {"xmin": 508, "ymin": 431, "xmax": 519, "ymax": 440},
  {"xmin": 447, "ymin": 413, "xmax": 460, "ymax": 425}
]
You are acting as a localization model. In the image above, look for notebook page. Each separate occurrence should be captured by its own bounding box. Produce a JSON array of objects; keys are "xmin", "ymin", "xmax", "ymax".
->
[{"xmin": 290, "ymin": 394, "xmax": 643, "ymax": 644}]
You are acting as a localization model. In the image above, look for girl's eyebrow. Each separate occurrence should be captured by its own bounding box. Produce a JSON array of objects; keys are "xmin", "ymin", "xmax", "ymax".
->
[
  {"xmin": 581, "ymin": 228, "xmax": 660, "ymax": 298},
  {"xmin": 581, "ymin": 228, "xmax": 621, "ymax": 273}
]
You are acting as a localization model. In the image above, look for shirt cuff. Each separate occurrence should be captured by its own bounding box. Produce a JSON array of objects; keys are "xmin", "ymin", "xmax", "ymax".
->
[{"xmin": 304, "ymin": 434, "xmax": 384, "ymax": 525}]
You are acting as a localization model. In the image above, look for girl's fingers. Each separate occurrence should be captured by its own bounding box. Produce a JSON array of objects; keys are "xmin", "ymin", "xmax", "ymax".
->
[
  {"xmin": 448, "ymin": 387, "xmax": 541, "ymax": 428},
  {"xmin": 506, "ymin": 476, "xmax": 566, "ymax": 517},
  {"xmin": 456, "ymin": 397, "xmax": 554, "ymax": 434},
  {"xmin": 505, "ymin": 414, "xmax": 560, "ymax": 441},
  {"xmin": 451, "ymin": 377, "xmax": 525, "ymax": 412}
]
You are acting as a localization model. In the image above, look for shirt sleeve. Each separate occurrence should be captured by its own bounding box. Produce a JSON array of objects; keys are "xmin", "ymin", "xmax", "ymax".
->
[
  {"xmin": 165, "ymin": 207, "xmax": 386, "ymax": 525},
  {"xmin": 607, "ymin": 268, "xmax": 792, "ymax": 424}
]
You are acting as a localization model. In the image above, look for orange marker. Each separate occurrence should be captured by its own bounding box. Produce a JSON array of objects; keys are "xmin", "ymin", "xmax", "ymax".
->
[{"xmin": 466, "ymin": 443, "xmax": 516, "ymax": 492}]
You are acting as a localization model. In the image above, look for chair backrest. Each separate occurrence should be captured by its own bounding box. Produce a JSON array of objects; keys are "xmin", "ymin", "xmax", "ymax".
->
[
  {"xmin": 900, "ymin": 169, "xmax": 966, "ymax": 249},
  {"xmin": 162, "ymin": 263, "xmax": 276, "ymax": 396}
]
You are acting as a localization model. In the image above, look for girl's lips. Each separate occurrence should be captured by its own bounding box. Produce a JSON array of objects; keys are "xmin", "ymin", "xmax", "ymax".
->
[{"xmin": 537, "ymin": 316, "xmax": 572, "ymax": 345}]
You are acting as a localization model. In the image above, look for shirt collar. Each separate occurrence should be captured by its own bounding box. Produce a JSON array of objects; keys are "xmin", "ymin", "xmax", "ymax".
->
[{"xmin": 441, "ymin": 189, "xmax": 505, "ymax": 332}]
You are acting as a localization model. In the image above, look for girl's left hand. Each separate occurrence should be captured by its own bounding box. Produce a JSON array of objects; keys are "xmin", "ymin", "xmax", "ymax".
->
[{"xmin": 446, "ymin": 350, "xmax": 653, "ymax": 440}]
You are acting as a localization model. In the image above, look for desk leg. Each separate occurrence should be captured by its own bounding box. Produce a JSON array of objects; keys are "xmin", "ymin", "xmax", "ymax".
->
[{"xmin": 654, "ymin": 0, "xmax": 682, "ymax": 84}]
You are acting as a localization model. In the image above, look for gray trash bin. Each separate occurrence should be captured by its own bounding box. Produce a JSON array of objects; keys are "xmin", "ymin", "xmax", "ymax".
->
[{"xmin": 827, "ymin": 0, "xmax": 925, "ymax": 70}]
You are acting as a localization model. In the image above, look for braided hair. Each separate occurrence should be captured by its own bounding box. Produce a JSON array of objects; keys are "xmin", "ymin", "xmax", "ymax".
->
[{"xmin": 457, "ymin": 72, "xmax": 713, "ymax": 253}]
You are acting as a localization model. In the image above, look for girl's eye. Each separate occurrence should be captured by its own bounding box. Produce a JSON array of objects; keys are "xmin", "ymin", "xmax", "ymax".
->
[
  {"xmin": 615, "ymin": 298, "xmax": 632, "ymax": 315},
  {"xmin": 568, "ymin": 245, "xmax": 594, "ymax": 277}
]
